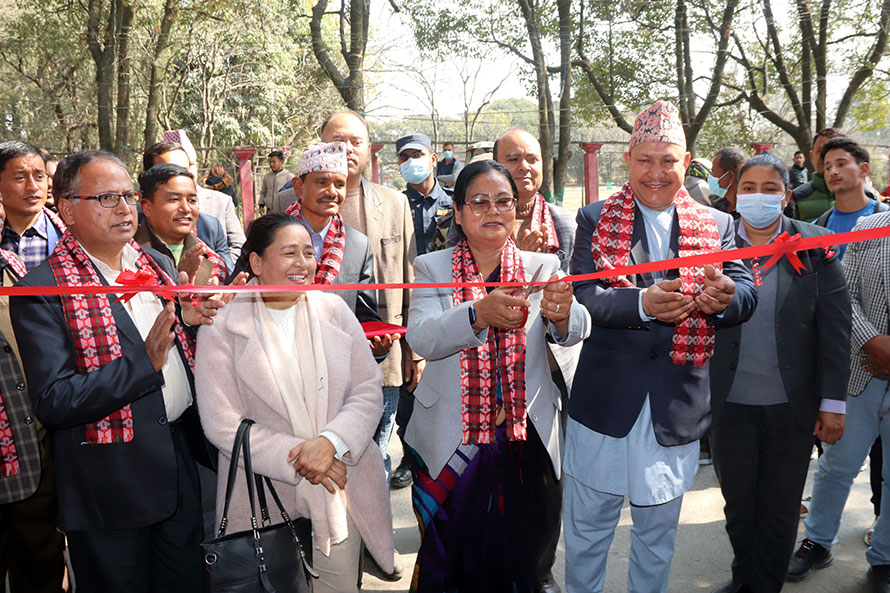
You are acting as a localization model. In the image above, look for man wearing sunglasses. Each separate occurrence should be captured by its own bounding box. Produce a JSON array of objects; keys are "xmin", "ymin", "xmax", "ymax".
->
[{"xmin": 11, "ymin": 150, "xmax": 228, "ymax": 593}]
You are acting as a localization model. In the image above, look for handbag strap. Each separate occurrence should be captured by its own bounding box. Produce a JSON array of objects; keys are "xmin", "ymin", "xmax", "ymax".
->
[
  {"xmin": 263, "ymin": 476, "xmax": 320, "ymax": 579},
  {"xmin": 241, "ymin": 421, "xmax": 277, "ymax": 593},
  {"xmin": 215, "ymin": 419, "xmax": 254, "ymax": 537}
]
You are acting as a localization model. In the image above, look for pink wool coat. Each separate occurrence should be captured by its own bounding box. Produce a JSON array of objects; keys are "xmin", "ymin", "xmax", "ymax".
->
[{"xmin": 194, "ymin": 291, "xmax": 394, "ymax": 572}]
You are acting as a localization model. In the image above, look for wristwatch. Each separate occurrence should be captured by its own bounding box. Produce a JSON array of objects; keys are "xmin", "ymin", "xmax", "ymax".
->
[{"xmin": 468, "ymin": 304, "xmax": 477, "ymax": 327}]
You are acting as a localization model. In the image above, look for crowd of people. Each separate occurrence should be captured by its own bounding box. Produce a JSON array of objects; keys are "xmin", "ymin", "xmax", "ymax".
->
[{"xmin": 0, "ymin": 100, "xmax": 887, "ymax": 593}]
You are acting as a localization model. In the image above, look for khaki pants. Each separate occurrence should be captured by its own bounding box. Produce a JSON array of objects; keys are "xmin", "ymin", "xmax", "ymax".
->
[{"xmin": 312, "ymin": 514, "xmax": 362, "ymax": 593}]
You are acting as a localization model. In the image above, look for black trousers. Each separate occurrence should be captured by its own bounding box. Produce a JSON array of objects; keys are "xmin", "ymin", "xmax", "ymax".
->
[
  {"xmin": 0, "ymin": 434, "xmax": 65, "ymax": 593},
  {"xmin": 66, "ymin": 426, "xmax": 203, "ymax": 593},
  {"xmin": 711, "ymin": 402, "xmax": 814, "ymax": 593}
]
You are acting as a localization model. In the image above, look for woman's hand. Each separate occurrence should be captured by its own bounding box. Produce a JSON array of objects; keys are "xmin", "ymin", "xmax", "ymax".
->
[
  {"xmin": 472, "ymin": 288, "xmax": 530, "ymax": 331},
  {"xmin": 288, "ymin": 437, "xmax": 338, "ymax": 493},
  {"xmin": 540, "ymin": 273, "xmax": 573, "ymax": 336}
]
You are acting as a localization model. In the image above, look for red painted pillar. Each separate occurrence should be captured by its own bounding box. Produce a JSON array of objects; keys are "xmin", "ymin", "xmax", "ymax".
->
[
  {"xmin": 371, "ymin": 143, "xmax": 384, "ymax": 184},
  {"xmin": 581, "ymin": 143, "xmax": 604, "ymax": 205},
  {"xmin": 750, "ymin": 142, "xmax": 775, "ymax": 154},
  {"xmin": 233, "ymin": 147, "xmax": 256, "ymax": 229}
]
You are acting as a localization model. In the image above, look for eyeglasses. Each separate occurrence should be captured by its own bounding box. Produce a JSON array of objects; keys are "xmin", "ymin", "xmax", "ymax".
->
[
  {"xmin": 463, "ymin": 196, "xmax": 517, "ymax": 215},
  {"xmin": 66, "ymin": 191, "xmax": 141, "ymax": 208}
]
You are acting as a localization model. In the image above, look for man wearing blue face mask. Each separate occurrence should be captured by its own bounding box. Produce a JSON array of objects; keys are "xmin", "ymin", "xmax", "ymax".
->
[
  {"xmin": 708, "ymin": 147, "xmax": 750, "ymax": 215},
  {"xmin": 397, "ymin": 133, "xmax": 453, "ymax": 257},
  {"xmin": 436, "ymin": 141, "xmax": 464, "ymax": 188}
]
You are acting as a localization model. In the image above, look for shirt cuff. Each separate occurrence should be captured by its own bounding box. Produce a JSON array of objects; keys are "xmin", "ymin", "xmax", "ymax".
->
[
  {"xmin": 637, "ymin": 292, "xmax": 655, "ymax": 322},
  {"xmin": 319, "ymin": 431, "xmax": 349, "ymax": 460},
  {"xmin": 819, "ymin": 398, "xmax": 846, "ymax": 415}
]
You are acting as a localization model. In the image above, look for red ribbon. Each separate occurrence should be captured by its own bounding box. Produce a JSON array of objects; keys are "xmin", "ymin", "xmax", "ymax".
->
[
  {"xmin": 3, "ymin": 222, "xmax": 888, "ymax": 298},
  {"xmin": 114, "ymin": 269, "xmax": 177, "ymax": 303},
  {"xmin": 760, "ymin": 232, "xmax": 807, "ymax": 274}
]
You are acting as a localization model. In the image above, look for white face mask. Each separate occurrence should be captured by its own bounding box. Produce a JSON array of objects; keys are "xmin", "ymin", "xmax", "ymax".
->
[{"xmin": 735, "ymin": 193, "xmax": 784, "ymax": 228}]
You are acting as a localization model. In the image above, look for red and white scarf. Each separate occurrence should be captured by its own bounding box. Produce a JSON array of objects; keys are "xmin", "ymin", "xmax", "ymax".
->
[
  {"xmin": 48, "ymin": 231, "xmax": 196, "ymax": 444},
  {"xmin": 452, "ymin": 239, "xmax": 527, "ymax": 444},
  {"xmin": 529, "ymin": 193, "xmax": 560, "ymax": 255},
  {"xmin": 43, "ymin": 207, "xmax": 67, "ymax": 235},
  {"xmin": 591, "ymin": 182, "xmax": 722, "ymax": 366},
  {"xmin": 285, "ymin": 200, "xmax": 346, "ymax": 284},
  {"xmin": 0, "ymin": 250, "xmax": 24, "ymax": 477},
  {"xmin": 187, "ymin": 229, "xmax": 228, "ymax": 284},
  {"xmin": 0, "ymin": 249, "xmax": 25, "ymax": 279}
]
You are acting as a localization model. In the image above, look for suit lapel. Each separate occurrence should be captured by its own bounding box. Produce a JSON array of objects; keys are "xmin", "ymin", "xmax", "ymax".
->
[
  {"xmin": 775, "ymin": 218, "xmax": 793, "ymax": 315},
  {"xmin": 629, "ymin": 212, "xmax": 654, "ymax": 287}
]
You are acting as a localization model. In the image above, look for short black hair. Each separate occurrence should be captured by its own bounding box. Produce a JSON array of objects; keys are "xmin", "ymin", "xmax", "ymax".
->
[
  {"xmin": 714, "ymin": 147, "xmax": 749, "ymax": 174},
  {"xmin": 794, "ymin": 150, "xmax": 804, "ymax": 157},
  {"xmin": 54, "ymin": 150, "xmax": 127, "ymax": 200},
  {"xmin": 268, "ymin": 150, "xmax": 284, "ymax": 160},
  {"xmin": 139, "ymin": 164, "xmax": 195, "ymax": 202},
  {"xmin": 738, "ymin": 153, "xmax": 790, "ymax": 191},
  {"xmin": 453, "ymin": 160, "xmax": 518, "ymax": 207},
  {"xmin": 237, "ymin": 213, "xmax": 311, "ymax": 278},
  {"xmin": 0, "ymin": 141, "xmax": 44, "ymax": 175},
  {"xmin": 813, "ymin": 127, "xmax": 846, "ymax": 146},
  {"xmin": 319, "ymin": 109, "xmax": 369, "ymax": 138},
  {"xmin": 143, "ymin": 141, "xmax": 185, "ymax": 171},
  {"xmin": 820, "ymin": 136, "xmax": 870, "ymax": 165},
  {"xmin": 443, "ymin": 142, "xmax": 454, "ymax": 149}
]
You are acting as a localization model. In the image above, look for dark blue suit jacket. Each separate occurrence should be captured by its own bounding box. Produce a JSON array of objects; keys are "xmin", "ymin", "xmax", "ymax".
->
[
  {"xmin": 569, "ymin": 200, "xmax": 757, "ymax": 447},
  {"xmin": 10, "ymin": 247, "xmax": 207, "ymax": 531},
  {"xmin": 195, "ymin": 213, "xmax": 233, "ymax": 272}
]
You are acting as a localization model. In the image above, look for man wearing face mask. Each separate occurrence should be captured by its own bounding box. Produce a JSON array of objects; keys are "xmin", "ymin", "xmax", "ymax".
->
[
  {"xmin": 708, "ymin": 147, "xmax": 749, "ymax": 215},
  {"xmin": 397, "ymin": 134, "xmax": 453, "ymax": 257},
  {"xmin": 435, "ymin": 141, "xmax": 464, "ymax": 189}
]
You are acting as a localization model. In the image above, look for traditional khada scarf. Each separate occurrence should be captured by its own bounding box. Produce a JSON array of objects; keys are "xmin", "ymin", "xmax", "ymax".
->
[
  {"xmin": 285, "ymin": 142, "xmax": 349, "ymax": 284},
  {"xmin": 48, "ymin": 232, "xmax": 196, "ymax": 443},
  {"xmin": 452, "ymin": 238, "xmax": 527, "ymax": 444},
  {"xmin": 251, "ymin": 283, "xmax": 348, "ymax": 556},
  {"xmin": 0, "ymin": 250, "xmax": 25, "ymax": 477},
  {"xmin": 529, "ymin": 192, "xmax": 560, "ymax": 254},
  {"xmin": 591, "ymin": 101, "xmax": 722, "ymax": 367}
]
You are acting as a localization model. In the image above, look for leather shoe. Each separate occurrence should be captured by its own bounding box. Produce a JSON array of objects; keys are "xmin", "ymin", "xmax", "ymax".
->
[
  {"xmin": 534, "ymin": 577, "xmax": 562, "ymax": 593},
  {"xmin": 786, "ymin": 538, "xmax": 833, "ymax": 581},
  {"xmin": 390, "ymin": 460, "xmax": 413, "ymax": 490},
  {"xmin": 710, "ymin": 581, "xmax": 753, "ymax": 593},
  {"xmin": 870, "ymin": 564, "xmax": 890, "ymax": 593}
]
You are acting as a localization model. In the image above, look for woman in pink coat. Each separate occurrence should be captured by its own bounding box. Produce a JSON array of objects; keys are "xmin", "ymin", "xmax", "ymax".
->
[{"xmin": 194, "ymin": 213, "xmax": 393, "ymax": 593}]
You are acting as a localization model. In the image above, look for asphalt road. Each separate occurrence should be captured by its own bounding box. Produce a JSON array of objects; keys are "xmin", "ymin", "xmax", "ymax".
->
[{"xmin": 363, "ymin": 446, "xmax": 878, "ymax": 592}]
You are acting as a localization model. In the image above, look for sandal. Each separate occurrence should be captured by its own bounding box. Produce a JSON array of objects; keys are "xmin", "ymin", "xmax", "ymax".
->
[
  {"xmin": 866, "ymin": 517, "xmax": 879, "ymax": 547},
  {"xmin": 800, "ymin": 496, "xmax": 812, "ymax": 519}
]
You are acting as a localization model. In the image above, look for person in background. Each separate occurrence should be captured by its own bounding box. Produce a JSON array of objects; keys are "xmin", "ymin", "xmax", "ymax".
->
[
  {"xmin": 435, "ymin": 141, "xmax": 463, "ymax": 189},
  {"xmin": 144, "ymin": 141, "xmax": 245, "ymax": 260},
  {"xmin": 39, "ymin": 149, "xmax": 58, "ymax": 210},
  {"xmin": 0, "ymin": 195, "xmax": 65, "ymax": 593},
  {"xmin": 201, "ymin": 164, "xmax": 237, "ymax": 207},
  {"xmin": 684, "ymin": 158, "xmax": 713, "ymax": 206},
  {"xmin": 405, "ymin": 160, "xmax": 590, "ymax": 592},
  {"xmin": 709, "ymin": 153, "xmax": 851, "ymax": 593},
  {"xmin": 790, "ymin": 150, "xmax": 809, "ymax": 190},
  {"xmin": 261, "ymin": 150, "xmax": 295, "ymax": 213},
  {"xmin": 708, "ymin": 147, "xmax": 750, "ymax": 214},
  {"xmin": 0, "ymin": 141, "xmax": 66, "ymax": 273},
  {"xmin": 195, "ymin": 213, "xmax": 395, "ymax": 593}
]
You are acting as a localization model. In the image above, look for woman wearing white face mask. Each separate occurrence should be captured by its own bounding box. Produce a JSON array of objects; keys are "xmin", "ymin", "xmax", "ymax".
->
[{"xmin": 708, "ymin": 153, "xmax": 853, "ymax": 593}]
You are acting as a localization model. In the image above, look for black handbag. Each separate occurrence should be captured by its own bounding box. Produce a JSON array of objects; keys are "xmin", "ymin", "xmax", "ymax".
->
[{"xmin": 201, "ymin": 419, "xmax": 319, "ymax": 593}]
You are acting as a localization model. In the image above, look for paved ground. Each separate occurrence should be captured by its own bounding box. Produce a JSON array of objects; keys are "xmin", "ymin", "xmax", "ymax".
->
[{"xmin": 364, "ymin": 445, "xmax": 878, "ymax": 592}]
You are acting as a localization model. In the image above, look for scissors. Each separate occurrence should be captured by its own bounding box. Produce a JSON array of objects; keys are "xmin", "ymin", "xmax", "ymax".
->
[{"xmin": 520, "ymin": 264, "xmax": 545, "ymax": 299}]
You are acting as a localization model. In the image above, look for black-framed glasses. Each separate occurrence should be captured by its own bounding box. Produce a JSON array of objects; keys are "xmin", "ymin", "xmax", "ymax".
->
[
  {"xmin": 66, "ymin": 191, "xmax": 141, "ymax": 208},
  {"xmin": 464, "ymin": 196, "xmax": 517, "ymax": 215}
]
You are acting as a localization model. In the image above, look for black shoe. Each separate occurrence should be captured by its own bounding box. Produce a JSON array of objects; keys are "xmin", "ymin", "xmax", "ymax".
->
[
  {"xmin": 534, "ymin": 577, "xmax": 562, "ymax": 593},
  {"xmin": 390, "ymin": 458, "xmax": 413, "ymax": 490},
  {"xmin": 710, "ymin": 581, "xmax": 752, "ymax": 593},
  {"xmin": 786, "ymin": 538, "xmax": 833, "ymax": 582},
  {"xmin": 870, "ymin": 564, "xmax": 890, "ymax": 593}
]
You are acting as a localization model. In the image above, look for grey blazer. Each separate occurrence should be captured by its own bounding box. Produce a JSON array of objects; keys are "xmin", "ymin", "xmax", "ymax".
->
[
  {"xmin": 405, "ymin": 248, "xmax": 591, "ymax": 481},
  {"xmin": 845, "ymin": 210, "xmax": 890, "ymax": 396}
]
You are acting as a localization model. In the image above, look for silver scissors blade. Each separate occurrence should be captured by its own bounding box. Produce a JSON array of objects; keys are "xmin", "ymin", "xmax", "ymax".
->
[{"xmin": 521, "ymin": 264, "xmax": 544, "ymax": 298}]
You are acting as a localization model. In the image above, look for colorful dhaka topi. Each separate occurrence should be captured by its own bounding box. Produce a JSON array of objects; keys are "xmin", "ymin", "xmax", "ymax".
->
[
  {"xmin": 298, "ymin": 141, "xmax": 348, "ymax": 178},
  {"xmin": 629, "ymin": 100, "xmax": 687, "ymax": 150}
]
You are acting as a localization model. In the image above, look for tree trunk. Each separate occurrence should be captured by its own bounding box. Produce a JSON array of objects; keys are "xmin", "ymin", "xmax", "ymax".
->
[
  {"xmin": 310, "ymin": 0, "xmax": 368, "ymax": 112},
  {"xmin": 114, "ymin": 0, "xmax": 134, "ymax": 157},
  {"xmin": 143, "ymin": 0, "xmax": 178, "ymax": 150},
  {"xmin": 87, "ymin": 0, "xmax": 121, "ymax": 151},
  {"xmin": 554, "ymin": 0, "xmax": 572, "ymax": 204}
]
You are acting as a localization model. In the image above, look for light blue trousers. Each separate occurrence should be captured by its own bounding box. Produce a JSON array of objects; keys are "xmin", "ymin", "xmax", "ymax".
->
[
  {"xmin": 805, "ymin": 378, "xmax": 890, "ymax": 566},
  {"xmin": 564, "ymin": 474, "xmax": 683, "ymax": 593}
]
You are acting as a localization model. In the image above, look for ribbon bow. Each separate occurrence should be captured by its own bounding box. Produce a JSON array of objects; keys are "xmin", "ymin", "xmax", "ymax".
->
[
  {"xmin": 114, "ymin": 269, "xmax": 176, "ymax": 303},
  {"xmin": 760, "ymin": 232, "xmax": 806, "ymax": 274}
]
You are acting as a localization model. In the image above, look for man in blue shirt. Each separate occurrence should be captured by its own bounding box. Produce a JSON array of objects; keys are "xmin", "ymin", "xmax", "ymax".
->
[
  {"xmin": 397, "ymin": 133, "xmax": 452, "ymax": 257},
  {"xmin": 813, "ymin": 137, "xmax": 888, "ymax": 260}
]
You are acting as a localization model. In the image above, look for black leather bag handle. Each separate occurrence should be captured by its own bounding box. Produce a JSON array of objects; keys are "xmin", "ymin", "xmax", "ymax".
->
[{"xmin": 215, "ymin": 419, "xmax": 254, "ymax": 537}]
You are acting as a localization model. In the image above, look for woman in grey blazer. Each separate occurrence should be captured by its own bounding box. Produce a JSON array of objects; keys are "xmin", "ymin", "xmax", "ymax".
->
[{"xmin": 404, "ymin": 161, "xmax": 590, "ymax": 592}]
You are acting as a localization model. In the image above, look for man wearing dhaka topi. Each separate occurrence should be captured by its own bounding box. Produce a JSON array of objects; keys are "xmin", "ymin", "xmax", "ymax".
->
[{"xmin": 563, "ymin": 101, "xmax": 758, "ymax": 593}]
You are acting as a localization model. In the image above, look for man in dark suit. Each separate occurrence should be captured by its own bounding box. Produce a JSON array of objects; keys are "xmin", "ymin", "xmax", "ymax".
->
[
  {"xmin": 563, "ymin": 101, "xmax": 757, "ymax": 593},
  {"xmin": 10, "ymin": 150, "xmax": 225, "ymax": 593},
  {"xmin": 709, "ymin": 153, "xmax": 851, "ymax": 593}
]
